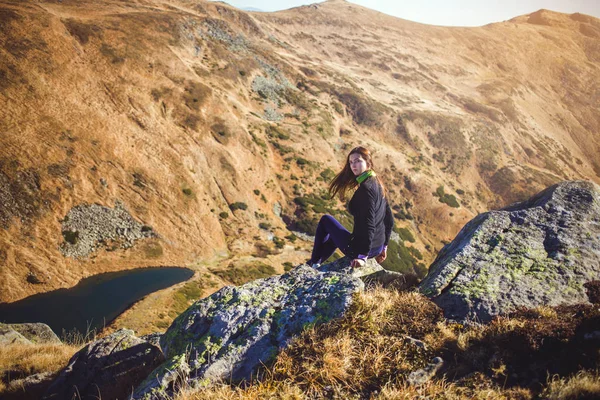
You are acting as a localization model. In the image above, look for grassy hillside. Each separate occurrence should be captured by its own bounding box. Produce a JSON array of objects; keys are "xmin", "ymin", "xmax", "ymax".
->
[{"xmin": 0, "ymin": 0, "xmax": 598, "ymax": 318}]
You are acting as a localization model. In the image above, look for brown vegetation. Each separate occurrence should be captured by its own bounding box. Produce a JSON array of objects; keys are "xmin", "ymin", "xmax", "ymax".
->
[
  {"xmin": 334, "ymin": 89, "xmax": 385, "ymax": 127},
  {"xmin": 0, "ymin": 166, "xmax": 48, "ymax": 229},
  {"xmin": 0, "ymin": 343, "xmax": 79, "ymax": 396},
  {"xmin": 63, "ymin": 18, "xmax": 103, "ymax": 45},
  {"xmin": 210, "ymin": 261, "xmax": 276, "ymax": 286}
]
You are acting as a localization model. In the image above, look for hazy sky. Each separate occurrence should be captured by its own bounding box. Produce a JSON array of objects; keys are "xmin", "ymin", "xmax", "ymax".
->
[{"xmin": 216, "ymin": 0, "xmax": 600, "ymax": 27}]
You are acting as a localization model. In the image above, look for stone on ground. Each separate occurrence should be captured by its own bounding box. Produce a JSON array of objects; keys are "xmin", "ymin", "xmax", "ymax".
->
[
  {"xmin": 5, "ymin": 372, "xmax": 55, "ymax": 400},
  {"xmin": 408, "ymin": 357, "xmax": 444, "ymax": 386}
]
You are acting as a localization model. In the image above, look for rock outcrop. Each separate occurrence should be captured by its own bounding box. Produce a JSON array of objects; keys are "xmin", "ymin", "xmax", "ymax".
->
[
  {"xmin": 132, "ymin": 258, "xmax": 382, "ymax": 399},
  {"xmin": 43, "ymin": 329, "xmax": 164, "ymax": 400},
  {"xmin": 0, "ymin": 323, "xmax": 60, "ymax": 345},
  {"xmin": 0, "ymin": 325, "xmax": 31, "ymax": 346},
  {"xmin": 420, "ymin": 180, "xmax": 600, "ymax": 322}
]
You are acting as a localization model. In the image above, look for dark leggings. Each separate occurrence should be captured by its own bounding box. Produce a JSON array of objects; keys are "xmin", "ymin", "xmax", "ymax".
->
[{"xmin": 309, "ymin": 214, "xmax": 384, "ymax": 264}]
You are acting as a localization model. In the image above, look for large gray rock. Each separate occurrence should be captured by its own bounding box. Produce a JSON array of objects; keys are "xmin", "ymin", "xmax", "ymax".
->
[
  {"xmin": 3, "ymin": 323, "xmax": 61, "ymax": 344},
  {"xmin": 0, "ymin": 325, "xmax": 31, "ymax": 346},
  {"xmin": 43, "ymin": 329, "xmax": 164, "ymax": 400},
  {"xmin": 420, "ymin": 180, "xmax": 600, "ymax": 322},
  {"xmin": 133, "ymin": 258, "xmax": 381, "ymax": 399}
]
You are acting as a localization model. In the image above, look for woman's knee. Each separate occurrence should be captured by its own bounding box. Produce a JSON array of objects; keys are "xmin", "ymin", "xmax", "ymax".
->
[
  {"xmin": 317, "ymin": 214, "xmax": 332, "ymax": 228},
  {"xmin": 320, "ymin": 214, "xmax": 337, "ymax": 225},
  {"xmin": 322, "ymin": 214, "xmax": 341, "ymax": 230}
]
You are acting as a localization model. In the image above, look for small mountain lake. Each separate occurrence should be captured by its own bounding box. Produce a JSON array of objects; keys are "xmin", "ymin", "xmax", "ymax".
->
[{"xmin": 0, "ymin": 267, "xmax": 194, "ymax": 338}]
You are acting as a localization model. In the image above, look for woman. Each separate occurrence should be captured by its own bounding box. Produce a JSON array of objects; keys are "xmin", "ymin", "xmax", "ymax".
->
[{"xmin": 307, "ymin": 146, "xmax": 394, "ymax": 268}]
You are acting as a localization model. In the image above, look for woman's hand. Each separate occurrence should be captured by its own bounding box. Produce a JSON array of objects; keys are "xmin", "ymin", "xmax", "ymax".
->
[
  {"xmin": 375, "ymin": 247, "xmax": 387, "ymax": 263},
  {"xmin": 350, "ymin": 258, "xmax": 366, "ymax": 268}
]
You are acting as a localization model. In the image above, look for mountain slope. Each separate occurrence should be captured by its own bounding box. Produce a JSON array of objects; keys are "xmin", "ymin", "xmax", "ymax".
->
[{"xmin": 0, "ymin": 0, "xmax": 599, "ymax": 303}]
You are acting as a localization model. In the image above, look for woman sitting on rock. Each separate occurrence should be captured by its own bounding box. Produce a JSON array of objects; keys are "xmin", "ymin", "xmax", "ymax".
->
[{"xmin": 307, "ymin": 146, "xmax": 394, "ymax": 268}]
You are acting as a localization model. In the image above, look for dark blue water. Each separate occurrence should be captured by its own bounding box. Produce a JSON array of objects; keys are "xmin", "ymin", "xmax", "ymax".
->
[{"xmin": 0, "ymin": 267, "xmax": 194, "ymax": 338}]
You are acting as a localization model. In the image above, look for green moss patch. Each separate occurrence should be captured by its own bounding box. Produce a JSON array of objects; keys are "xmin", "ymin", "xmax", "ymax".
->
[
  {"xmin": 381, "ymin": 239, "xmax": 427, "ymax": 278},
  {"xmin": 433, "ymin": 185, "xmax": 460, "ymax": 208},
  {"xmin": 211, "ymin": 262, "xmax": 276, "ymax": 286},
  {"xmin": 172, "ymin": 280, "xmax": 206, "ymax": 314}
]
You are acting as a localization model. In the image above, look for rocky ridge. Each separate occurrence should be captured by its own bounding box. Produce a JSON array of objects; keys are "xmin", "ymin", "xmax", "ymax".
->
[{"xmin": 3, "ymin": 180, "xmax": 600, "ymax": 397}]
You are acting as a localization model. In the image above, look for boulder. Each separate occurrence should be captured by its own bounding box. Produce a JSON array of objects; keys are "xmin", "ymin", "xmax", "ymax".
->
[
  {"xmin": 420, "ymin": 180, "xmax": 600, "ymax": 322},
  {"xmin": 132, "ymin": 257, "xmax": 382, "ymax": 399},
  {"xmin": 4, "ymin": 323, "xmax": 61, "ymax": 344},
  {"xmin": 0, "ymin": 324, "xmax": 32, "ymax": 346},
  {"xmin": 43, "ymin": 329, "xmax": 164, "ymax": 400}
]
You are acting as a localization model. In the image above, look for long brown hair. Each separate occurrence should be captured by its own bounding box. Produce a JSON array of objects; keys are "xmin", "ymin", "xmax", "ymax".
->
[{"xmin": 329, "ymin": 146, "xmax": 387, "ymax": 200}]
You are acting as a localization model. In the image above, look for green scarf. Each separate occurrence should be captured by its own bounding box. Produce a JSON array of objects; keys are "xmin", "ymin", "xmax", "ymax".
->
[{"xmin": 356, "ymin": 170, "xmax": 376, "ymax": 184}]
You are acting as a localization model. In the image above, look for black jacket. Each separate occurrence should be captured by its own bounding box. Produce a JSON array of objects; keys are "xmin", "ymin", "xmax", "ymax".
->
[{"xmin": 347, "ymin": 176, "xmax": 394, "ymax": 257}]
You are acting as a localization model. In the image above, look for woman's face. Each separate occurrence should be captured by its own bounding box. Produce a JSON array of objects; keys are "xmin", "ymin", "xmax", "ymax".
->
[{"xmin": 349, "ymin": 153, "xmax": 368, "ymax": 176}]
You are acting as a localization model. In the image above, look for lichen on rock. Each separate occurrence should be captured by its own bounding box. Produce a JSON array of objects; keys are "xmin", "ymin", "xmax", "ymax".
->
[{"xmin": 420, "ymin": 180, "xmax": 600, "ymax": 322}]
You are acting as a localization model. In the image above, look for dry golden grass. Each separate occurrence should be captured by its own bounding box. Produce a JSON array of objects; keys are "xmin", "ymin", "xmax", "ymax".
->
[
  {"xmin": 531, "ymin": 305, "xmax": 559, "ymax": 320},
  {"xmin": 542, "ymin": 371, "xmax": 600, "ymax": 400},
  {"xmin": 374, "ymin": 379, "xmax": 532, "ymax": 400},
  {"xmin": 176, "ymin": 380, "xmax": 534, "ymax": 400},
  {"xmin": 0, "ymin": 342, "xmax": 79, "ymax": 391},
  {"xmin": 424, "ymin": 317, "xmax": 527, "ymax": 354},
  {"xmin": 175, "ymin": 382, "xmax": 304, "ymax": 400},
  {"xmin": 265, "ymin": 288, "xmax": 444, "ymax": 396}
]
